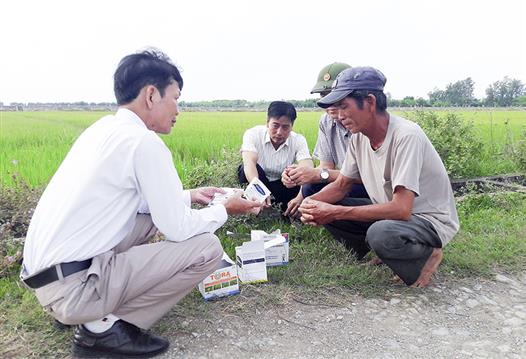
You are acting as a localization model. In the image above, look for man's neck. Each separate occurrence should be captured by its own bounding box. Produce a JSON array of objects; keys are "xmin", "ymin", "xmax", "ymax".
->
[
  {"xmin": 363, "ymin": 112, "xmax": 390, "ymax": 150},
  {"xmin": 121, "ymin": 104, "xmax": 148, "ymax": 127},
  {"xmin": 271, "ymin": 140, "xmax": 283, "ymax": 150}
]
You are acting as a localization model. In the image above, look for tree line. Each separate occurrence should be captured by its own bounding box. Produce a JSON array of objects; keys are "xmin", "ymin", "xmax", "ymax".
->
[
  {"xmin": 395, "ymin": 76, "xmax": 526, "ymax": 107},
  {"xmin": 3, "ymin": 76, "xmax": 524, "ymax": 111},
  {"xmin": 180, "ymin": 76, "xmax": 525, "ymax": 109}
]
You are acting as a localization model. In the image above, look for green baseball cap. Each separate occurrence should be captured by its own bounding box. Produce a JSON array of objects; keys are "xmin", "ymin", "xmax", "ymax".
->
[{"xmin": 310, "ymin": 62, "xmax": 351, "ymax": 94}]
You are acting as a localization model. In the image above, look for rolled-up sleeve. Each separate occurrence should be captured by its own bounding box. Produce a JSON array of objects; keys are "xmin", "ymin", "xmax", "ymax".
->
[{"xmin": 134, "ymin": 133, "xmax": 227, "ymax": 242}]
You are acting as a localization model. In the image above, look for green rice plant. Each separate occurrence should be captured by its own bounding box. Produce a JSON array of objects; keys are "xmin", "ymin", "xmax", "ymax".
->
[{"xmin": 1, "ymin": 110, "xmax": 525, "ymax": 188}]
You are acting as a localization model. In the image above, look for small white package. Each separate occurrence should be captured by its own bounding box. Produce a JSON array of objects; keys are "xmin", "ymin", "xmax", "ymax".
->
[
  {"xmin": 198, "ymin": 252, "xmax": 240, "ymax": 300},
  {"xmin": 208, "ymin": 188, "xmax": 242, "ymax": 206},
  {"xmin": 243, "ymin": 177, "xmax": 271, "ymax": 203}
]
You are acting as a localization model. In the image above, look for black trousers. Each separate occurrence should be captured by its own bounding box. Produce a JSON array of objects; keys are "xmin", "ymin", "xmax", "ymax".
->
[
  {"xmin": 237, "ymin": 164, "xmax": 300, "ymax": 212},
  {"xmin": 324, "ymin": 198, "xmax": 442, "ymax": 285},
  {"xmin": 301, "ymin": 182, "xmax": 369, "ymax": 198}
]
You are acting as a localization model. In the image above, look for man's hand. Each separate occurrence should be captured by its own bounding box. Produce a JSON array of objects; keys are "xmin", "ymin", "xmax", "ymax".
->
[
  {"xmin": 190, "ymin": 187, "xmax": 225, "ymax": 205},
  {"xmin": 223, "ymin": 192, "xmax": 264, "ymax": 215},
  {"xmin": 287, "ymin": 166, "xmax": 319, "ymax": 186},
  {"xmin": 299, "ymin": 198, "xmax": 338, "ymax": 226},
  {"xmin": 284, "ymin": 192, "xmax": 303, "ymax": 217},
  {"xmin": 281, "ymin": 167, "xmax": 297, "ymax": 188}
]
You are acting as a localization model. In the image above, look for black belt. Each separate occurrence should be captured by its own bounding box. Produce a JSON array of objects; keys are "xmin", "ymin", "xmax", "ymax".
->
[{"xmin": 23, "ymin": 259, "xmax": 92, "ymax": 289}]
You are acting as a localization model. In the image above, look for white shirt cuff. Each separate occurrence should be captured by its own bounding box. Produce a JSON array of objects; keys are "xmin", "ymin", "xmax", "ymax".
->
[
  {"xmin": 215, "ymin": 204, "xmax": 228, "ymax": 224},
  {"xmin": 183, "ymin": 190, "xmax": 192, "ymax": 207}
]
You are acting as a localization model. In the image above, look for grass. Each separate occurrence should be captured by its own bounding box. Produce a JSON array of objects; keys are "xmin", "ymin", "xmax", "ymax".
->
[
  {"xmin": 1, "ymin": 109, "xmax": 525, "ymax": 356},
  {"xmin": 1, "ymin": 109, "xmax": 525, "ymax": 187},
  {"xmin": 2, "ymin": 190, "xmax": 525, "ymax": 357}
]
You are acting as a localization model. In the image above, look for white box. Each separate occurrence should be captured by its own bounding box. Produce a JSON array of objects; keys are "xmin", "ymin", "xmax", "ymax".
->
[
  {"xmin": 236, "ymin": 235, "xmax": 288, "ymax": 283},
  {"xmin": 235, "ymin": 240, "xmax": 267, "ymax": 283},
  {"xmin": 251, "ymin": 230, "xmax": 289, "ymax": 267},
  {"xmin": 244, "ymin": 177, "xmax": 271, "ymax": 203},
  {"xmin": 198, "ymin": 253, "xmax": 240, "ymax": 300}
]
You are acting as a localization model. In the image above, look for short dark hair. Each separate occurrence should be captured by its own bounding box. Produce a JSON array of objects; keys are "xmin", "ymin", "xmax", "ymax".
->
[
  {"xmin": 348, "ymin": 90, "xmax": 387, "ymax": 112},
  {"xmin": 113, "ymin": 49, "xmax": 183, "ymax": 105},
  {"xmin": 267, "ymin": 101, "xmax": 297, "ymax": 124}
]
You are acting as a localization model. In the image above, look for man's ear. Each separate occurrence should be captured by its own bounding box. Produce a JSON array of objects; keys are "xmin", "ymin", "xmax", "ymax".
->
[
  {"xmin": 145, "ymin": 85, "xmax": 159, "ymax": 110},
  {"xmin": 366, "ymin": 94, "xmax": 376, "ymax": 113}
]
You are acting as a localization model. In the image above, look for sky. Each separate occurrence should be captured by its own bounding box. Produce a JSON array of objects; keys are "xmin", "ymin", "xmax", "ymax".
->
[{"xmin": 0, "ymin": 0, "xmax": 525, "ymax": 104}]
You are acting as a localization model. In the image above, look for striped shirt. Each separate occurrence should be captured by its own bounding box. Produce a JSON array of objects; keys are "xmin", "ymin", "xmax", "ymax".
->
[
  {"xmin": 241, "ymin": 125, "xmax": 311, "ymax": 181},
  {"xmin": 312, "ymin": 113, "xmax": 350, "ymax": 168}
]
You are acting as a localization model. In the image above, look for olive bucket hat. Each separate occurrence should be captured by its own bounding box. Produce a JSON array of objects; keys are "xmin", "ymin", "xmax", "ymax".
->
[{"xmin": 310, "ymin": 62, "xmax": 351, "ymax": 94}]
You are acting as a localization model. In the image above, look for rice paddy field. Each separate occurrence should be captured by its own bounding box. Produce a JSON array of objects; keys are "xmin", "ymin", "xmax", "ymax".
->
[{"xmin": 1, "ymin": 109, "xmax": 525, "ymax": 188}]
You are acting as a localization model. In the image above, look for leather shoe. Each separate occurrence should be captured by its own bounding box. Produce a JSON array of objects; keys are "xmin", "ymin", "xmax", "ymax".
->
[{"xmin": 72, "ymin": 320, "xmax": 169, "ymax": 358}]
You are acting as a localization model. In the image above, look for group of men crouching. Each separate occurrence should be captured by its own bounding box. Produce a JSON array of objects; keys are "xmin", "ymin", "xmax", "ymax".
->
[{"xmin": 20, "ymin": 50, "xmax": 458, "ymax": 358}]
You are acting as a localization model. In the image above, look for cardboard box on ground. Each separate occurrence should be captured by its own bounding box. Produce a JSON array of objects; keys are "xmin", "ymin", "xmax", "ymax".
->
[
  {"xmin": 200, "ymin": 178, "xmax": 289, "ymax": 300},
  {"xmin": 198, "ymin": 230, "xmax": 289, "ymax": 300}
]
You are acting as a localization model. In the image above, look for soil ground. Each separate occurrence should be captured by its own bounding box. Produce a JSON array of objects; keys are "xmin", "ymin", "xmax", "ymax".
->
[{"xmin": 154, "ymin": 271, "xmax": 526, "ymax": 359}]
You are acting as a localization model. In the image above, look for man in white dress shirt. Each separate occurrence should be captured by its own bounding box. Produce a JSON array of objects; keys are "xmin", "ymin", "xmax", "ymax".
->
[
  {"xmin": 238, "ymin": 101, "xmax": 313, "ymax": 212},
  {"xmin": 21, "ymin": 49, "xmax": 262, "ymax": 358}
]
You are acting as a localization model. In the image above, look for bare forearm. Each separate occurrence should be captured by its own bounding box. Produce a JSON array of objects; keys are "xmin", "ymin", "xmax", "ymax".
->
[
  {"xmin": 309, "ymin": 181, "xmax": 348, "ymax": 204},
  {"xmin": 297, "ymin": 159, "xmax": 314, "ymax": 168},
  {"xmin": 337, "ymin": 188, "xmax": 414, "ymax": 222},
  {"xmin": 337, "ymin": 202, "xmax": 411, "ymax": 222},
  {"xmin": 244, "ymin": 164, "xmax": 259, "ymax": 182}
]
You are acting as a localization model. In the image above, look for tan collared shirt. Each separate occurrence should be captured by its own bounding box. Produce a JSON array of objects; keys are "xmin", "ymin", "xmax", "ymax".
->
[{"xmin": 341, "ymin": 114, "xmax": 459, "ymax": 246}]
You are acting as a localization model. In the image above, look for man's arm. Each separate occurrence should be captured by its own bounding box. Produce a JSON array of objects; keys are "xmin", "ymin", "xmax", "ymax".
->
[
  {"xmin": 309, "ymin": 172, "xmax": 355, "ymax": 204},
  {"xmin": 300, "ymin": 186, "xmax": 415, "ymax": 226},
  {"xmin": 285, "ymin": 160, "xmax": 340, "ymax": 186},
  {"xmin": 297, "ymin": 158, "xmax": 314, "ymax": 168},
  {"xmin": 241, "ymin": 151, "xmax": 259, "ymax": 182}
]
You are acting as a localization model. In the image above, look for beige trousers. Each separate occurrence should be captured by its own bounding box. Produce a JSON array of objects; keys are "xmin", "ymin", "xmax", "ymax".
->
[{"xmin": 34, "ymin": 214, "xmax": 223, "ymax": 329}]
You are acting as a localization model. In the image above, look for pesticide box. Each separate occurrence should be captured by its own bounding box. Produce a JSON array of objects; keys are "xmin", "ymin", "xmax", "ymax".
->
[
  {"xmin": 198, "ymin": 253, "xmax": 240, "ymax": 300},
  {"xmin": 236, "ymin": 235, "xmax": 287, "ymax": 283},
  {"xmin": 244, "ymin": 177, "xmax": 271, "ymax": 203},
  {"xmin": 251, "ymin": 230, "xmax": 289, "ymax": 266},
  {"xmin": 235, "ymin": 240, "xmax": 267, "ymax": 284}
]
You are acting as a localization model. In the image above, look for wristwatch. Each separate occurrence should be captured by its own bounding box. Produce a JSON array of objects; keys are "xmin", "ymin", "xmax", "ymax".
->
[{"xmin": 320, "ymin": 168, "xmax": 330, "ymax": 183}]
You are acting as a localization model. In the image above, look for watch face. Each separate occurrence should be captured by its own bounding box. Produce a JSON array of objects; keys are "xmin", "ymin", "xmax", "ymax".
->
[{"xmin": 321, "ymin": 169, "xmax": 329, "ymax": 180}]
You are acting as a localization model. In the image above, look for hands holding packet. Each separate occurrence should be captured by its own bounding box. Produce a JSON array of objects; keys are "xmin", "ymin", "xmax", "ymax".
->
[{"xmin": 207, "ymin": 178, "xmax": 272, "ymax": 215}]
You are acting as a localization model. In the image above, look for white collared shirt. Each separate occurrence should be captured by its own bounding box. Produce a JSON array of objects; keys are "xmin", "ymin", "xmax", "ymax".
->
[
  {"xmin": 22, "ymin": 108, "xmax": 227, "ymax": 275},
  {"xmin": 240, "ymin": 125, "xmax": 311, "ymax": 181}
]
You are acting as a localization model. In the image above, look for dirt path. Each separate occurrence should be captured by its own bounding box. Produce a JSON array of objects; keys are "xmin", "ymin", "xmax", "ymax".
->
[{"xmin": 156, "ymin": 272, "xmax": 526, "ymax": 359}]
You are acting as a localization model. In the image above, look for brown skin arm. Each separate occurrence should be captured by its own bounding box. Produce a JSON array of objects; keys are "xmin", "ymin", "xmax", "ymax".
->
[
  {"xmin": 285, "ymin": 160, "xmax": 337, "ymax": 186},
  {"xmin": 241, "ymin": 151, "xmax": 259, "ymax": 182},
  {"xmin": 308, "ymin": 172, "xmax": 355, "ymax": 204},
  {"xmin": 318, "ymin": 160, "xmax": 339, "ymax": 183},
  {"xmin": 300, "ymin": 185, "xmax": 415, "ymax": 226}
]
